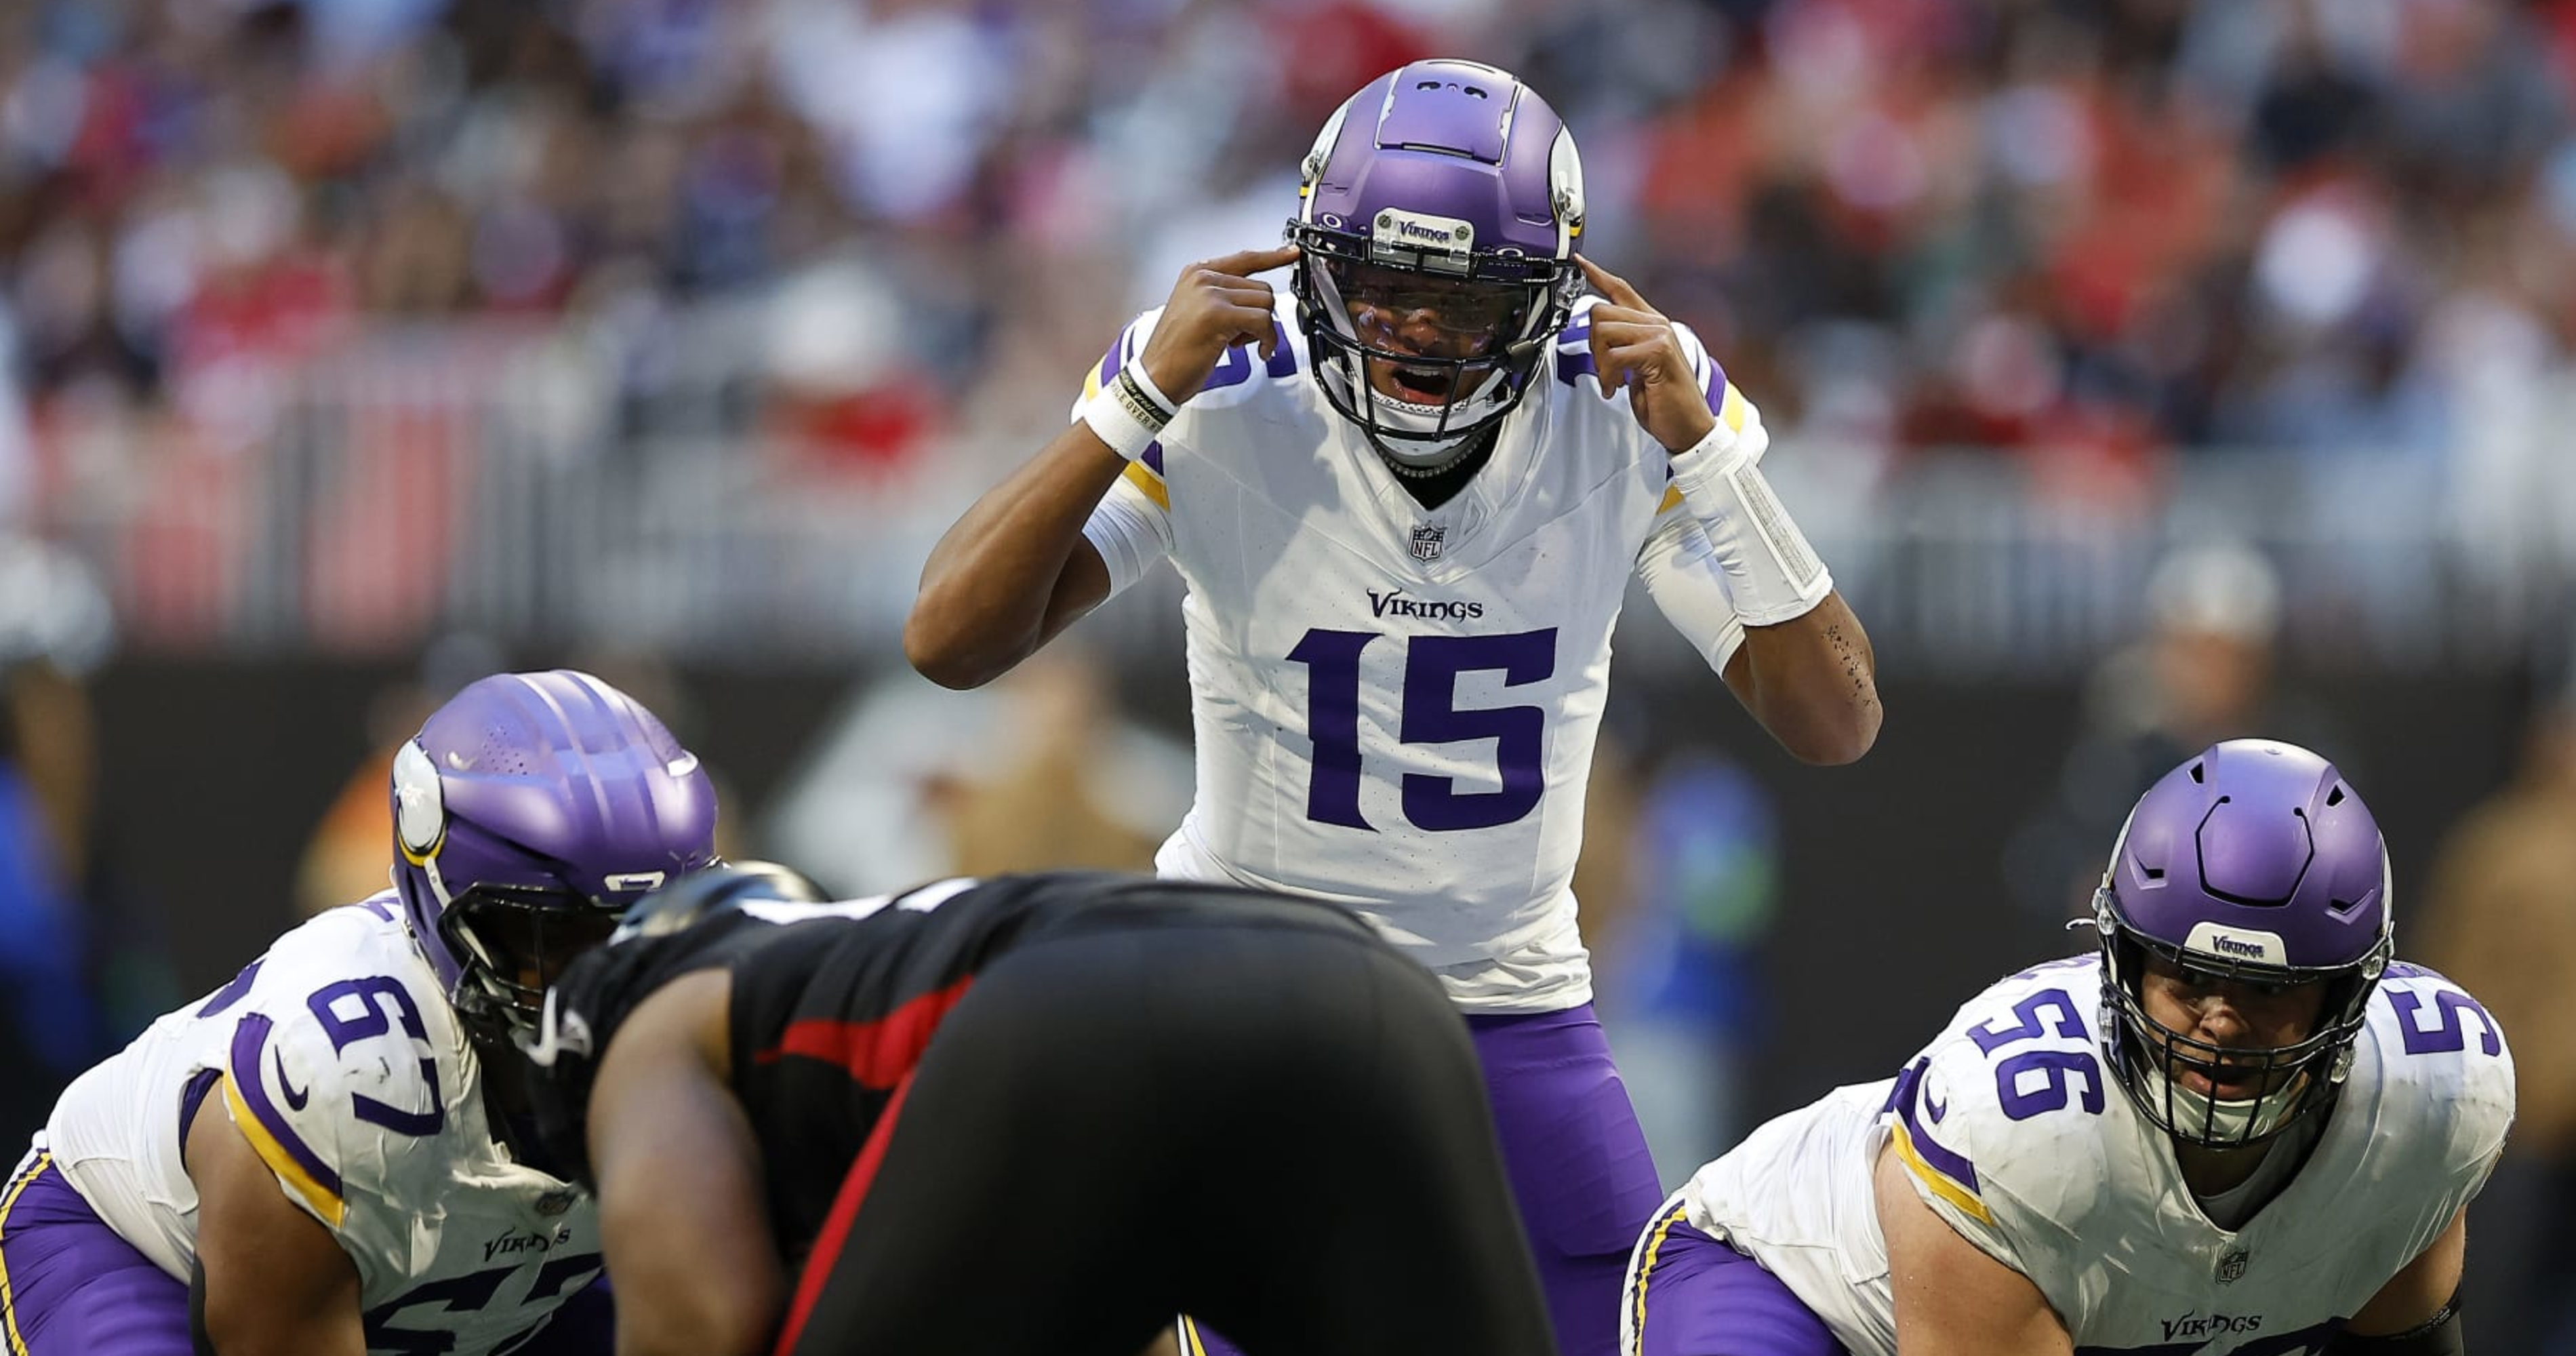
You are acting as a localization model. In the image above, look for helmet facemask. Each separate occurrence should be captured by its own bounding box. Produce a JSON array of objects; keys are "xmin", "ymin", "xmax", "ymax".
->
[
  {"xmin": 2093, "ymin": 885, "xmax": 2388, "ymax": 1151},
  {"xmin": 1289, "ymin": 228, "xmax": 1575, "ymax": 466},
  {"xmin": 439, "ymin": 882, "xmax": 628, "ymax": 1046}
]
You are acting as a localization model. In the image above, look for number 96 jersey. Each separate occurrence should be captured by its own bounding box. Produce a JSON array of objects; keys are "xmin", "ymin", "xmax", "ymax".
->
[
  {"xmin": 41, "ymin": 898, "xmax": 602, "ymax": 1355},
  {"xmin": 1666, "ymin": 955, "xmax": 2514, "ymax": 1356},
  {"xmin": 1078, "ymin": 294, "xmax": 1760, "ymax": 1012}
]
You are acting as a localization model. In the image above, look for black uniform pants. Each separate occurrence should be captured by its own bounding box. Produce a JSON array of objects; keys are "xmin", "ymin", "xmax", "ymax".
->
[{"xmin": 773, "ymin": 895, "xmax": 1558, "ymax": 1356}]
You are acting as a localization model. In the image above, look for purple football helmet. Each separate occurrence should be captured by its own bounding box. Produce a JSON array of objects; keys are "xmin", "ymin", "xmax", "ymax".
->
[
  {"xmin": 1287, "ymin": 60, "xmax": 1586, "ymax": 467},
  {"xmin": 390, "ymin": 670, "xmax": 719, "ymax": 1041},
  {"xmin": 2091, "ymin": 739, "xmax": 2392, "ymax": 1149}
]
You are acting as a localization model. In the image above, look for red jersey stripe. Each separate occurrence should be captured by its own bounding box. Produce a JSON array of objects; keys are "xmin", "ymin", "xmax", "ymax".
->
[{"xmin": 754, "ymin": 977, "xmax": 975, "ymax": 1088}]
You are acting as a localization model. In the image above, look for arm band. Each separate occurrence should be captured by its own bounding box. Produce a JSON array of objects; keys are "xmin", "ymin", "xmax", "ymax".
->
[
  {"xmin": 1081, "ymin": 368, "xmax": 1176, "ymax": 462},
  {"xmin": 1666, "ymin": 420, "xmax": 1833, "ymax": 626},
  {"xmin": 2325, "ymin": 1298, "xmax": 2464, "ymax": 1355}
]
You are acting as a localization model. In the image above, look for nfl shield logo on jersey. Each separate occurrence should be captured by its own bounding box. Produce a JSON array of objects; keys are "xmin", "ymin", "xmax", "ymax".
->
[
  {"xmin": 2215, "ymin": 1249, "xmax": 2249, "ymax": 1285},
  {"xmin": 1410, "ymin": 524, "xmax": 1446, "ymax": 561}
]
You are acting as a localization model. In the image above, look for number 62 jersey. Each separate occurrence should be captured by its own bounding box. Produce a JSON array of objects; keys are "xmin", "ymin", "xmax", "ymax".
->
[
  {"xmin": 1077, "ymin": 293, "xmax": 1767, "ymax": 1012},
  {"xmin": 40, "ymin": 897, "xmax": 603, "ymax": 1355},
  {"xmin": 1659, "ymin": 955, "xmax": 2514, "ymax": 1356}
]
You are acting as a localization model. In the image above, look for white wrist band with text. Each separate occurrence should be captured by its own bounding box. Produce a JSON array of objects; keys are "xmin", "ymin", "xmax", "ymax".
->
[{"xmin": 1668, "ymin": 420, "xmax": 1833, "ymax": 626}]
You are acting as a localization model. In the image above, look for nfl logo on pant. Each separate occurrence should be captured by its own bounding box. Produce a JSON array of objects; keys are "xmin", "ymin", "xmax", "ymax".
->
[{"xmin": 1410, "ymin": 524, "xmax": 1445, "ymax": 561}]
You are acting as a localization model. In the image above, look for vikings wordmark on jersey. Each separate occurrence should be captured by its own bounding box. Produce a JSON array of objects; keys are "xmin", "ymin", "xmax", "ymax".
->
[
  {"xmin": 1657, "ymin": 955, "xmax": 2510, "ymax": 1356},
  {"xmin": 1074, "ymin": 292, "xmax": 1761, "ymax": 1012}
]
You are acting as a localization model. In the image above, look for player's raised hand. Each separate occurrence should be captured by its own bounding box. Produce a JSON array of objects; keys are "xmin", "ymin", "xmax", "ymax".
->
[
  {"xmin": 1138, "ymin": 245, "xmax": 1301, "ymax": 404},
  {"xmin": 1579, "ymin": 256, "xmax": 1718, "ymax": 455}
]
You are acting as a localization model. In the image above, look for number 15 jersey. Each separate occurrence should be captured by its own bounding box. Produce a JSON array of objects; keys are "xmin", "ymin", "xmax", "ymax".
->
[{"xmin": 1077, "ymin": 294, "xmax": 1761, "ymax": 1012}]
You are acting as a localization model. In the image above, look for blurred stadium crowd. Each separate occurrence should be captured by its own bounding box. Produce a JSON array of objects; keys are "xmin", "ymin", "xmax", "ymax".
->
[{"xmin": 7, "ymin": 0, "xmax": 2576, "ymax": 485}]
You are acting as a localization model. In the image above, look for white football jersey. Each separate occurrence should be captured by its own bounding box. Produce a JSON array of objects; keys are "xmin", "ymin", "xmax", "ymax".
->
[
  {"xmin": 1659, "ymin": 955, "xmax": 2513, "ymax": 1356},
  {"xmin": 1078, "ymin": 294, "xmax": 1756, "ymax": 1011},
  {"xmin": 42, "ymin": 897, "xmax": 601, "ymax": 1355}
]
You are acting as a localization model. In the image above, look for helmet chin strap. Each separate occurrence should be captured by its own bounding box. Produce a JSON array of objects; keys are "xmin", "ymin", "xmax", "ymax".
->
[
  {"xmin": 1354, "ymin": 362, "xmax": 1508, "ymax": 471},
  {"xmin": 2135, "ymin": 1056, "xmax": 2306, "ymax": 1144}
]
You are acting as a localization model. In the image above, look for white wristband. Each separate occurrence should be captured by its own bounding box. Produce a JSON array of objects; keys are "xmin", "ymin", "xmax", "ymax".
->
[
  {"xmin": 1668, "ymin": 420, "xmax": 1832, "ymax": 626},
  {"xmin": 1083, "ymin": 370, "xmax": 1170, "ymax": 462},
  {"xmin": 1124, "ymin": 361, "xmax": 1180, "ymax": 420}
]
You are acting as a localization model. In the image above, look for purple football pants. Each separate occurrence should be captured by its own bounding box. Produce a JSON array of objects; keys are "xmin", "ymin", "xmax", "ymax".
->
[
  {"xmin": 0, "ymin": 1150, "xmax": 193, "ymax": 1355},
  {"xmin": 1187, "ymin": 1003, "xmax": 1665, "ymax": 1356},
  {"xmin": 1625, "ymin": 1207, "xmax": 1849, "ymax": 1356}
]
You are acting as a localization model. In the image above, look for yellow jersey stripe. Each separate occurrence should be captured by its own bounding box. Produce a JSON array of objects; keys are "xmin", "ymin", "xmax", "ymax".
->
[
  {"xmin": 222, "ymin": 1075, "xmax": 347, "ymax": 1229},
  {"xmin": 1630, "ymin": 1201, "xmax": 1689, "ymax": 1344},
  {"xmin": 1180, "ymin": 1315, "xmax": 1209, "ymax": 1356},
  {"xmin": 1081, "ymin": 363, "xmax": 1104, "ymax": 403},
  {"xmin": 1891, "ymin": 1121, "xmax": 1995, "ymax": 1226},
  {"xmin": 0, "ymin": 1151, "xmax": 53, "ymax": 1356},
  {"xmin": 1123, "ymin": 460, "xmax": 1171, "ymax": 513},
  {"xmin": 1657, "ymin": 483, "xmax": 1685, "ymax": 514},
  {"xmin": 1718, "ymin": 382, "xmax": 1751, "ymax": 434}
]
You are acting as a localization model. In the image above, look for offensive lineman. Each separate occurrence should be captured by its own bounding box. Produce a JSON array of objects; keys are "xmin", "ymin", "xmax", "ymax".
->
[
  {"xmin": 1625, "ymin": 740, "xmax": 2512, "ymax": 1356},
  {"xmin": 521, "ymin": 863, "xmax": 1558, "ymax": 1356},
  {"xmin": 0, "ymin": 670, "xmax": 718, "ymax": 1355},
  {"xmin": 906, "ymin": 58, "xmax": 1880, "ymax": 1356}
]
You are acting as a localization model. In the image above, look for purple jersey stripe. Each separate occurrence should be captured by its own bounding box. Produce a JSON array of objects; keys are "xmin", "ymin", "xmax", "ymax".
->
[
  {"xmin": 1554, "ymin": 315, "xmax": 1597, "ymax": 386},
  {"xmin": 196, "ymin": 958, "xmax": 266, "ymax": 1018},
  {"xmin": 1891, "ymin": 1058, "xmax": 1979, "ymax": 1191},
  {"xmin": 1100, "ymin": 319, "xmax": 1141, "ymax": 386},
  {"xmin": 228, "ymin": 1014, "xmax": 344, "ymax": 1200},
  {"xmin": 1141, "ymin": 441, "xmax": 1164, "ymax": 476},
  {"xmin": 178, "ymin": 1064, "xmax": 222, "ymax": 1146}
]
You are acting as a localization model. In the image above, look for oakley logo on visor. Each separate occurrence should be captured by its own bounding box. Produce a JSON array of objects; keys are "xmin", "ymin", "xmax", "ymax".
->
[{"xmin": 603, "ymin": 872, "xmax": 668, "ymax": 892}]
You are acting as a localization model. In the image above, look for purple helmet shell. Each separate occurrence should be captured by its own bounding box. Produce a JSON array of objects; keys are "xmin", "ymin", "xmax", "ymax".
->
[
  {"xmin": 1286, "ymin": 60, "xmax": 1586, "ymax": 462},
  {"xmin": 2093, "ymin": 739, "xmax": 2392, "ymax": 1148},
  {"xmin": 391, "ymin": 669, "xmax": 719, "ymax": 1037}
]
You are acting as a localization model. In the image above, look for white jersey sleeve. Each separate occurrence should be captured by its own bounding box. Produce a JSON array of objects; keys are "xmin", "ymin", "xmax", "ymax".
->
[
  {"xmin": 217, "ymin": 950, "xmax": 464, "ymax": 1286},
  {"xmin": 2359, "ymin": 963, "xmax": 2514, "ymax": 1259},
  {"xmin": 1635, "ymin": 509, "xmax": 1749, "ymax": 674},
  {"xmin": 1880, "ymin": 963, "xmax": 2108, "ymax": 1287},
  {"xmin": 1074, "ymin": 308, "xmax": 1177, "ymax": 598}
]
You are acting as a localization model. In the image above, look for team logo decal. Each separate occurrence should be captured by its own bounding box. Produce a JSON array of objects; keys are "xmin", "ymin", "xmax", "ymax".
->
[
  {"xmin": 391, "ymin": 741, "xmax": 447, "ymax": 865},
  {"xmin": 2215, "ymin": 1248, "xmax": 2249, "ymax": 1285},
  {"xmin": 1410, "ymin": 523, "xmax": 1446, "ymax": 561}
]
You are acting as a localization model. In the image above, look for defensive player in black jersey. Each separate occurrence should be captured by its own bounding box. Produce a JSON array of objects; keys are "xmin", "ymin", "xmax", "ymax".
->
[{"xmin": 520, "ymin": 863, "xmax": 1559, "ymax": 1356}]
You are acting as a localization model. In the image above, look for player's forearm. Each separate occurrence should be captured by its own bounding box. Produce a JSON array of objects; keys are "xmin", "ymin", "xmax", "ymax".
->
[
  {"xmin": 1732, "ymin": 593, "xmax": 1880, "ymax": 765},
  {"xmin": 905, "ymin": 424, "xmax": 1127, "ymax": 688}
]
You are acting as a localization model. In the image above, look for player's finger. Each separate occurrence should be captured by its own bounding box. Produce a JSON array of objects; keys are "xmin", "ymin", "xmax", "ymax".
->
[
  {"xmin": 1590, "ymin": 347, "xmax": 1624, "ymax": 399},
  {"xmin": 1584, "ymin": 310, "xmax": 1658, "ymax": 336},
  {"xmin": 1599, "ymin": 342, "xmax": 1685, "ymax": 385},
  {"xmin": 1585, "ymin": 317, "xmax": 1671, "ymax": 348},
  {"xmin": 1201, "ymin": 245, "xmax": 1304, "ymax": 280},
  {"xmin": 1577, "ymin": 255, "xmax": 1649, "ymax": 310},
  {"xmin": 1205, "ymin": 283, "xmax": 1276, "ymax": 311}
]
